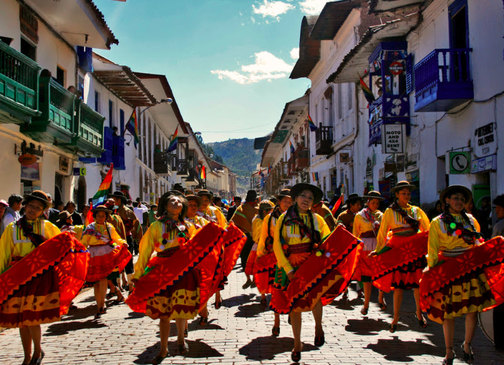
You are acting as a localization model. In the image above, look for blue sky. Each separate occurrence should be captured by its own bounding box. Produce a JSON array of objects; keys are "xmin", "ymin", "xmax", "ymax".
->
[{"xmin": 94, "ymin": 0, "xmax": 328, "ymax": 143}]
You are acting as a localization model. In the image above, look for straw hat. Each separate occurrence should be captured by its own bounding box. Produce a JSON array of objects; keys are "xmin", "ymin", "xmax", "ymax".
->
[
  {"xmin": 23, "ymin": 190, "xmax": 51, "ymax": 209},
  {"xmin": 439, "ymin": 185, "xmax": 472, "ymax": 205},
  {"xmin": 362, "ymin": 191, "xmax": 385, "ymax": 200},
  {"xmin": 290, "ymin": 183, "xmax": 323, "ymax": 205},
  {"xmin": 391, "ymin": 181, "xmax": 417, "ymax": 194}
]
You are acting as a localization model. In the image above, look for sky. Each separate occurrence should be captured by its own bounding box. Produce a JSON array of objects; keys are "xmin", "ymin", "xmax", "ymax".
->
[{"xmin": 93, "ymin": 0, "xmax": 329, "ymax": 143}]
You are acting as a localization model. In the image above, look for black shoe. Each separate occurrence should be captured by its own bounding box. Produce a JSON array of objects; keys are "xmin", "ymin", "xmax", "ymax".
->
[
  {"xmin": 178, "ymin": 341, "xmax": 189, "ymax": 355},
  {"xmin": 461, "ymin": 343, "xmax": 474, "ymax": 364},
  {"xmin": 416, "ymin": 313, "xmax": 428, "ymax": 328},
  {"xmin": 389, "ymin": 323, "xmax": 397, "ymax": 333},
  {"xmin": 242, "ymin": 279, "xmax": 252, "ymax": 289},
  {"xmin": 199, "ymin": 316, "xmax": 208, "ymax": 326},
  {"xmin": 214, "ymin": 300, "xmax": 222, "ymax": 309},
  {"xmin": 272, "ymin": 326, "xmax": 280, "ymax": 337},
  {"xmin": 28, "ymin": 351, "xmax": 44, "ymax": 365},
  {"xmin": 151, "ymin": 352, "xmax": 169, "ymax": 364},
  {"xmin": 442, "ymin": 358, "xmax": 454, "ymax": 365},
  {"xmin": 291, "ymin": 351, "xmax": 301, "ymax": 363},
  {"xmin": 184, "ymin": 328, "xmax": 188, "ymax": 338},
  {"xmin": 314, "ymin": 333, "xmax": 325, "ymax": 347}
]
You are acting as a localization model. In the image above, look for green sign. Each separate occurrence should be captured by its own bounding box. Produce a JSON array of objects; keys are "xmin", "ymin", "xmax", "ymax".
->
[
  {"xmin": 80, "ymin": 168, "xmax": 86, "ymax": 176},
  {"xmin": 449, "ymin": 151, "xmax": 471, "ymax": 174}
]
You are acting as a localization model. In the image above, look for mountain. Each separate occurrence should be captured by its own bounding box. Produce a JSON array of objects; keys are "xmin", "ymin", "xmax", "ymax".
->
[{"xmin": 207, "ymin": 138, "xmax": 261, "ymax": 195}]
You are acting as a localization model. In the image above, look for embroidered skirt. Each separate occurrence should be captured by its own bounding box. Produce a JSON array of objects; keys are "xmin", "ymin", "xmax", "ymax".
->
[
  {"xmin": 254, "ymin": 251, "xmax": 277, "ymax": 295},
  {"xmin": 245, "ymin": 243, "xmax": 258, "ymax": 276},
  {"xmin": 86, "ymin": 244, "xmax": 132, "ymax": 283}
]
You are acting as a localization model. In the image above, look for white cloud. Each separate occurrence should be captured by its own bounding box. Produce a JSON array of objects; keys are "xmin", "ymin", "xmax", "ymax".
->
[
  {"xmin": 253, "ymin": 1, "xmax": 295, "ymax": 20},
  {"xmin": 211, "ymin": 51, "xmax": 293, "ymax": 84},
  {"xmin": 299, "ymin": 0, "xmax": 327, "ymax": 15},
  {"xmin": 290, "ymin": 47, "xmax": 299, "ymax": 59}
]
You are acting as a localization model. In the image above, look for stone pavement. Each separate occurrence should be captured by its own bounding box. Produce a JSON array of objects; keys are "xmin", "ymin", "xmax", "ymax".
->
[{"xmin": 1, "ymin": 265, "xmax": 504, "ymax": 365}]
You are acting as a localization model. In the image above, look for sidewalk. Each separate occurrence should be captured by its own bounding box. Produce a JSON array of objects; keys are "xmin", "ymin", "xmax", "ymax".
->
[{"xmin": 1, "ymin": 265, "xmax": 504, "ymax": 364}]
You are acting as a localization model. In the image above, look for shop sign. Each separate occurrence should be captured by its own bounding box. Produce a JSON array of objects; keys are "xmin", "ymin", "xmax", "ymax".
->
[
  {"xmin": 382, "ymin": 124, "xmax": 405, "ymax": 153},
  {"xmin": 59, "ymin": 157, "xmax": 69, "ymax": 173},
  {"xmin": 73, "ymin": 168, "xmax": 87, "ymax": 176},
  {"xmin": 449, "ymin": 151, "xmax": 471, "ymax": 174},
  {"xmin": 471, "ymin": 154, "xmax": 497, "ymax": 174},
  {"xmin": 18, "ymin": 154, "xmax": 37, "ymax": 166},
  {"xmin": 473, "ymin": 123, "xmax": 496, "ymax": 158}
]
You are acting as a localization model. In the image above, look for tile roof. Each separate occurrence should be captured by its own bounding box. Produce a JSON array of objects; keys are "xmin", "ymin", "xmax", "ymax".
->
[
  {"xmin": 310, "ymin": 0, "xmax": 363, "ymax": 40},
  {"xmin": 290, "ymin": 16, "xmax": 320, "ymax": 79}
]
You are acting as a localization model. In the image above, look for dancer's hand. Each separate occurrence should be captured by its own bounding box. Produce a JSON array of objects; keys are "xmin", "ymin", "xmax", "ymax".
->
[{"xmin": 287, "ymin": 270, "xmax": 295, "ymax": 280}]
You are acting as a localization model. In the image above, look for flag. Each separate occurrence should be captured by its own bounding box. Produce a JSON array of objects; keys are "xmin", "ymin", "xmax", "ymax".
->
[
  {"xmin": 167, "ymin": 126, "xmax": 178, "ymax": 153},
  {"xmin": 91, "ymin": 164, "xmax": 114, "ymax": 206},
  {"xmin": 85, "ymin": 203, "xmax": 94, "ymax": 226},
  {"xmin": 307, "ymin": 115, "xmax": 317, "ymax": 132},
  {"xmin": 359, "ymin": 74, "xmax": 375, "ymax": 104},
  {"xmin": 267, "ymin": 163, "xmax": 271, "ymax": 174},
  {"xmin": 290, "ymin": 142, "xmax": 295, "ymax": 154},
  {"xmin": 259, "ymin": 170, "xmax": 264, "ymax": 177},
  {"xmin": 200, "ymin": 165, "xmax": 206, "ymax": 180},
  {"xmin": 331, "ymin": 194, "xmax": 344, "ymax": 215},
  {"xmin": 124, "ymin": 109, "xmax": 139, "ymax": 148}
]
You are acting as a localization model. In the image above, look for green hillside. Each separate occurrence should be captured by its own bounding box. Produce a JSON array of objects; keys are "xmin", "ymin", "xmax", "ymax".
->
[{"xmin": 208, "ymin": 138, "xmax": 261, "ymax": 195}]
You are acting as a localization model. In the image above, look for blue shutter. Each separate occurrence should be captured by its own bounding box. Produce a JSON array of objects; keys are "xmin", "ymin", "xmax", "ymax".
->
[
  {"xmin": 405, "ymin": 53, "xmax": 414, "ymax": 94},
  {"xmin": 98, "ymin": 127, "xmax": 113, "ymax": 164},
  {"xmin": 113, "ymin": 136, "xmax": 126, "ymax": 170},
  {"xmin": 77, "ymin": 46, "xmax": 93, "ymax": 73}
]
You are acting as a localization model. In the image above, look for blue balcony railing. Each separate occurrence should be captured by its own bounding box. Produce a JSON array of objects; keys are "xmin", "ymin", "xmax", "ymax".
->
[{"xmin": 414, "ymin": 48, "xmax": 473, "ymax": 112}]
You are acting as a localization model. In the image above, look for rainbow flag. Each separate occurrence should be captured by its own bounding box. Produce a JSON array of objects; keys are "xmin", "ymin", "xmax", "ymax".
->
[
  {"xmin": 290, "ymin": 141, "xmax": 295, "ymax": 154},
  {"xmin": 167, "ymin": 126, "xmax": 178, "ymax": 153},
  {"xmin": 359, "ymin": 74, "xmax": 375, "ymax": 104},
  {"xmin": 311, "ymin": 172, "xmax": 319, "ymax": 182},
  {"xmin": 124, "ymin": 109, "xmax": 139, "ymax": 148},
  {"xmin": 92, "ymin": 164, "xmax": 114, "ymax": 206},
  {"xmin": 331, "ymin": 194, "xmax": 344, "ymax": 215},
  {"xmin": 200, "ymin": 165, "xmax": 206, "ymax": 180},
  {"xmin": 307, "ymin": 115, "xmax": 317, "ymax": 132},
  {"xmin": 267, "ymin": 163, "xmax": 271, "ymax": 174}
]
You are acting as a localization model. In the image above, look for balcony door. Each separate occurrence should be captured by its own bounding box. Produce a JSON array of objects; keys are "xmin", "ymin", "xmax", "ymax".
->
[{"xmin": 449, "ymin": 0, "xmax": 469, "ymax": 81}]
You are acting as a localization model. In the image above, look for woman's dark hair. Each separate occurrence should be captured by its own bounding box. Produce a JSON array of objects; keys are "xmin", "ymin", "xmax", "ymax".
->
[
  {"xmin": 258, "ymin": 207, "xmax": 273, "ymax": 219},
  {"xmin": 65, "ymin": 201, "xmax": 76, "ymax": 210},
  {"xmin": 444, "ymin": 188, "xmax": 472, "ymax": 226},
  {"xmin": 158, "ymin": 193, "xmax": 188, "ymax": 220}
]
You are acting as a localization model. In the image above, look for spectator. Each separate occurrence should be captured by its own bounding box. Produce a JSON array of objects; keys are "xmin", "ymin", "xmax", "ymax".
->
[
  {"xmin": 427, "ymin": 200, "xmax": 443, "ymax": 221},
  {"xmin": 226, "ymin": 196, "xmax": 242, "ymax": 222},
  {"xmin": 492, "ymin": 195, "xmax": 504, "ymax": 238},
  {"xmin": 44, "ymin": 194, "xmax": 60, "ymax": 224},
  {"xmin": 477, "ymin": 196, "xmax": 492, "ymax": 239},
  {"xmin": 64, "ymin": 201, "xmax": 83, "ymax": 226},
  {"xmin": 81, "ymin": 204, "xmax": 90, "ymax": 224},
  {"xmin": 0, "ymin": 199, "xmax": 8, "ymax": 237},
  {"xmin": 3, "ymin": 194, "xmax": 23, "ymax": 228}
]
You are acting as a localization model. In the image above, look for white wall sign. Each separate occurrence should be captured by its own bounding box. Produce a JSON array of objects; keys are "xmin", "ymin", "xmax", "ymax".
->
[
  {"xmin": 382, "ymin": 124, "xmax": 405, "ymax": 154},
  {"xmin": 473, "ymin": 122, "xmax": 497, "ymax": 158}
]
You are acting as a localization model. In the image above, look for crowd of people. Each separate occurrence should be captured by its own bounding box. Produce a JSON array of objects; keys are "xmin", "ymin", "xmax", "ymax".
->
[{"xmin": 1, "ymin": 181, "xmax": 504, "ymax": 365}]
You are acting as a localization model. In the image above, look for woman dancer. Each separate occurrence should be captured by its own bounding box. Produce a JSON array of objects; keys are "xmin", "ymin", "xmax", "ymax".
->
[
  {"xmin": 0, "ymin": 191, "xmax": 88, "ymax": 365},
  {"xmin": 373, "ymin": 181, "xmax": 430, "ymax": 332},
  {"xmin": 257, "ymin": 189, "xmax": 292, "ymax": 337},
  {"xmin": 131, "ymin": 192, "xmax": 198, "ymax": 363},
  {"xmin": 421, "ymin": 185, "xmax": 504, "ymax": 364},
  {"xmin": 272, "ymin": 183, "xmax": 331, "ymax": 362},
  {"xmin": 352, "ymin": 191, "xmax": 386, "ymax": 315},
  {"xmin": 81, "ymin": 205, "xmax": 131, "ymax": 318}
]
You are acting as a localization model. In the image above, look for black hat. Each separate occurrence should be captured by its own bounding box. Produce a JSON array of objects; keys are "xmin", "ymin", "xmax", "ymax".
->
[
  {"xmin": 233, "ymin": 196, "xmax": 242, "ymax": 202},
  {"xmin": 197, "ymin": 189, "xmax": 213, "ymax": 199},
  {"xmin": 493, "ymin": 194, "xmax": 504, "ymax": 208},
  {"xmin": 173, "ymin": 183, "xmax": 185, "ymax": 193},
  {"xmin": 345, "ymin": 193, "xmax": 363, "ymax": 204},
  {"xmin": 290, "ymin": 183, "xmax": 323, "ymax": 205},
  {"xmin": 92, "ymin": 205, "xmax": 112, "ymax": 214},
  {"xmin": 391, "ymin": 181, "xmax": 417, "ymax": 194},
  {"xmin": 109, "ymin": 191, "xmax": 128, "ymax": 203},
  {"xmin": 245, "ymin": 190, "xmax": 258, "ymax": 202},
  {"xmin": 24, "ymin": 190, "xmax": 51, "ymax": 209},
  {"xmin": 185, "ymin": 194, "xmax": 202, "ymax": 205},
  {"xmin": 276, "ymin": 189, "xmax": 292, "ymax": 200},
  {"xmin": 56, "ymin": 210, "xmax": 72, "ymax": 223},
  {"xmin": 440, "ymin": 185, "xmax": 472, "ymax": 205},
  {"xmin": 362, "ymin": 191, "xmax": 384, "ymax": 200}
]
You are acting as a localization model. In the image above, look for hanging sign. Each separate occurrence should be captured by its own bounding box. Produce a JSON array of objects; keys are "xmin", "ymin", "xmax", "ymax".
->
[
  {"xmin": 389, "ymin": 61, "xmax": 404, "ymax": 75},
  {"xmin": 382, "ymin": 124, "xmax": 405, "ymax": 153},
  {"xmin": 18, "ymin": 154, "xmax": 37, "ymax": 166},
  {"xmin": 473, "ymin": 122, "xmax": 496, "ymax": 158},
  {"xmin": 449, "ymin": 151, "xmax": 471, "ymax": 174}
]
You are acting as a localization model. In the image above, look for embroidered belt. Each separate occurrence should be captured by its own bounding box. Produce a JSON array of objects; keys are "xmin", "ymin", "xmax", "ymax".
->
[
  {"xmin": 157, "ymin": 246, "xmax": 180, "ymax": 258},
  {"xmin": 440, "ymin": 246, "xmax": 471, "ymax": 257},
  {"xmin": 287, "ymin": 242, "xmax": 311, "ymax": 254},
  {"xmin": 391, "ymin": 227, "xmax": 417, "ymax": 236},
  {"xmin": 360, "ymin": 231, "xmax": 376, "ymax": 238}
]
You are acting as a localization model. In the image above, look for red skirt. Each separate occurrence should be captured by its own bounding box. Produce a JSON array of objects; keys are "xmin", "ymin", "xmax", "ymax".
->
[
  {"xmin": 245, "ymin": 243, "xmax": 258, "ymax": 276},
  {"xmin": 270, "ymin": 226, "xmax": 362, "ymax": 314},
  {"xmin": 353, "ymin": 250, "xmax": 374, "ymax": 282},
  {"xmin": 420, "ymin": 237, "xmax": 504, "ymax": 324},
  {"xmin": 215, "ymin": 222, "xmax": 247, "ymax": 291},
  {"xmin": 126, "ymin": 223, "xmax": 225, "ymax": 314},
  {"xmin": 254, "ymin": 252, "xmax": 277, "ymax": 294},
  {"xmin": 0, "ymin": 233, "xmax": 89, "ymax": 328},
  {"xmin": 371, "ymin": 232, "xmax": 428, "ymax": 292},
  {"xmin": 86, "ymin": 244, "xmax": 132, "ymax": 283}
]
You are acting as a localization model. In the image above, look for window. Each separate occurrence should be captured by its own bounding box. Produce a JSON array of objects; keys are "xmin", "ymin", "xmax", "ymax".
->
[
  {"xmin": 337, "ymin": 84, "xmax": 343, "ymax": 120},
  {"xmin": 20, "ymin": 38, "xmax": 36, "ymax": 61},
  {"xmin": 347, "ymin": 84, "xmax": 353, "ymax": 111},
  {"xmin": 78, "ymin": 75, "xmax": 84, "ymax": 98},
  {"xmin": 120, "ymin": 109, "xmax": 125, "ymax": 135},
  {"xmin": 56, "ymin": 66, "xmax": 65, "ymax": 87},
  {"xmin": 449, "ymin": 0, "xmax": 469, "ymax": 49},
  {"xmin": 108, "ymin": 100, "xmax": 114, "ymax": 128},
  {"xmin": 94, "ymin": 91, "xmax": 100, "ymax": 112}
]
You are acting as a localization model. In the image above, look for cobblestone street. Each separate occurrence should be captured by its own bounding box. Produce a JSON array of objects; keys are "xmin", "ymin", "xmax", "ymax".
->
[{"xmin": 1, "ymin": 265, "xmax": 504, "ymax": 365}]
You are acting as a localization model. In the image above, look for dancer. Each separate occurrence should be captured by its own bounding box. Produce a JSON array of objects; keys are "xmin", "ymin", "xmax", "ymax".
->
[
  {"xmin": 257, "ymin": 188, "xmax": 293, "ymax": 337},
  {"xmin": 81, "ymin": 205, "xmax": 131, "ymax": 318},
  {"xmin": 420, "ymin": 185, "xmax": 504, "ymax": 364},
  {"xmin": 0, "ymin": 190, "xmax": 88, "ymax": 365},
  {"xmin": 352, "ymin": 191, "xmax": 386, "ymax": 315},
  {"xmin": 272, "ymin": 183, "xmax": 343, "ymax": 362},
  {"xmin": 372, "ymin": 181, "xmax": 430, "ymax": 332}
]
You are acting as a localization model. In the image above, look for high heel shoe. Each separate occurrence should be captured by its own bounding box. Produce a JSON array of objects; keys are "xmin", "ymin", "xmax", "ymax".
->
[
  {"xmin": 28, "ymin": 351, "xmax": 44, "ymax": 365},
  {"xmin": 314, "ymin": 332, "xmax": 325, "ymax": 346},
  {"xmin": 416, "ymin": 313, "xmax": 428, "ymax": 328},
  {"xmin": 291, "ymin": 351, "xmax": 301, "ymax": 363},
  {"xmin": 389, "ymin": 323, "xmax": 397, "ymax": 333},
  {"xmin": 179, "ymin": 341, "xmax": 189, "ymax": 355},
  {"xmin": 214, "ymin": 300, "xmax": 222, "ymax": 309},
  {"xmin": 378, "ymin": 300, "xmax": 387, "ymax": 310},
  {"xmin": 461, "ymin": 342, "xmax": 474, "ymax": 364}
]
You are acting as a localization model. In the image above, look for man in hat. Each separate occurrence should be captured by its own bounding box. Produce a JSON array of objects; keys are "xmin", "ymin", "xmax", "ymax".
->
[
  {"xmin": 492, "ymin": 194, "xmax": 504, "ymax": 238},
  {"xmin": 337, "ymin": 193, "xmax": 363, "ymax": 231},
  {"xmin": 147, "ymin": 203, "xmax": 158, "ymax": 227},
  {"xmin": 230, "ymin": 190, "xmax": 259, "ymax": 289},
  {"xmin": 110, "ymin": 191, "xmax": 142, "ymax": 292},
  {"xmin": 312, "ymin": 198, "xmax": 338, "ymax": 231},
  {"xmin": 173, "ymin": 183, "xmax": 186, "ymax": 194},
  {"xmin": 226, "ymin": 196, "xmax": 242, "ymax": 222}
]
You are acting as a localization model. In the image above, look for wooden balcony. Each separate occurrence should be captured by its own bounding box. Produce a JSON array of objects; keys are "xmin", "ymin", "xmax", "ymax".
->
[
  {"xmin": 73, "ymin": 101, "xmax": 105, "ymax": 157},
  {"xmin": 315, "ymin": 125, "xmax": 333, "ymax": 155},
  {"xmin": 185, "ymin": 168, "xmax": 200, "ymax": 186},
  {"xmin": 414, "ymin": 48, "xmax": 473, "ymax": 112},
  {"xmin": 0, "ymin": 40, "xmax": 40, "ymax": 124},
  {"xmin": 176, "ymin": 158, "xmax": 189, "ymax": 176},
  {"xmin": 287, "ymin": 156, "xmax": 297, "ymax": 176},
  {"xmin": 294, "ymin": 147, "xmax": 309, "ymax": 170}
]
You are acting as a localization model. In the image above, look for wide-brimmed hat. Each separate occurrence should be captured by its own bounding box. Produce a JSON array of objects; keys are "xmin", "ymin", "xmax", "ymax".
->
[
  {"xmin": 257, "ymin": 200, "xmax": 275, "ymax": 211},
  {"xmin": 185, "ymin": 194, "xmax": 202, "ymax": 205},
  {"xmin": 56, "ymin": 210, "xmax": 72, "ymax": 223},
  {"xmin": 109, "ymin": 191, "xmax": 128, "ymax": 203},
  {"xmin": 92, "ymin": 205, "xmax": 112, "ymax": 214},
  {"xmin": 391, "ymin": 180, "xmax": 417, "ymax": 194},
  {"xmin": 440, "ymin": 185, "xmax": 472, "ymax": 205},
  {"xmin": 172, "ymin": 183, "xmax": 185, "ymax": 193},
  {"xmin": 197, "ymin": 189, "xmax": 213, "ymax": 199},
  {"xmin": 276, "ymin": 189, "xmax": 292, "ymax": 200},
  {"xmin": 0, "ymin": 199, "xmax": 8, "ymax": 207},
  {"xmin": 363, "ymin": 191, "xmax": 385, "ymax": 200},
  {"xmin": 345, "ymin": 193, "xmax": 363, "ymax": 204},
  {"xmin": 290, "ymin": 183, "xmax": 323, "ymax": 205},
  {"xmin": 24, "ymin": 190, "xmax": 51, "ymax": 209},
  {"xmin": 245, "ymin": 190, "xmax": 258, "ymax": 202},
  {"xmin": 233, "ymin": 196, "xmax": 242, "ymax": 202},
  {"xmin": 493, "ymin": 195, "xmax": 504, "ymax": 208}
]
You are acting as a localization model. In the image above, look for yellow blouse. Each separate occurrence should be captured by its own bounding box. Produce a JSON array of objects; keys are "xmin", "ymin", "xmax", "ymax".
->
[
  {"xmin": 273, "ymin": 212, "xmax": 330, "ymax": 274},
  {"xmin": 81, "ymin": 222, "xmax": 126, "ymax": 248},
  {"xmin": 60, "ymin": 225, "xmax": 84, "ymax": 241},
  {"xmin": 376, "ymin": 205, "xmax": 430, "ymax": 252},
  {"xmin": 252, "ymin": 216, "xmax": 263, "ymax": 243},
  {"xmin": 257, "ymin": 214, "xmax": 278, "ymax": 258},
  {"xmin": 185, "ymin": 215, "xmax": 209, "ymax": 229},
  {"xmin": 353, "ymin": 209, "xmax": 383, "ymax": 238},
  {"xmin": 427, "ymin": 213, "xmax": 481, "ymax": 267},
  {"xmin": 0, "ymin": 219, "xmax": 61, "ymax": 274},
  {"xmin": 133, "ymin": 221, "xmax": 196, "ymax": 280},
  {"xmin": 197, "ymin": 206, "xmax": 227, "ymax": 228}
]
